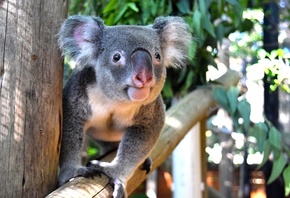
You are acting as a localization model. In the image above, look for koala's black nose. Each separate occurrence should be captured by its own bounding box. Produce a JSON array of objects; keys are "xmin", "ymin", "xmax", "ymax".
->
[{"xmin": 131, "ymin": 49, "xmax": 153, "ymax": 87}]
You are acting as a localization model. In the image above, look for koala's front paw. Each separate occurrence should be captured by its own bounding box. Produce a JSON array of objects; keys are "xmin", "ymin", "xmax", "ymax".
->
[
  {"xmin": 77, "ymin": 162, "xmax": 102, "ymax": 178},
  {"xmin": 86, "ymin": 160, "xmax": 128, "ymax": 198},
  {"xmin": 58, "ymin": 166, "xmax": 87, "ymax": 187},
  {"xmin": 110, "ymin": 178, "xmax": 126, "ymax": 198}
]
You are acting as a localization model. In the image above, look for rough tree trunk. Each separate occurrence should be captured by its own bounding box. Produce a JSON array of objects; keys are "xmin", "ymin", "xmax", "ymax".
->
[{"xmin": 0, "ymin": 0, "xmax": 67, "ymax": 197}]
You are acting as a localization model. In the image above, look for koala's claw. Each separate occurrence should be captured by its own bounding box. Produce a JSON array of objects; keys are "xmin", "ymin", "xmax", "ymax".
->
[
  {"xmin": 77, "ymin": 161, "xmax": 102, "ymax": 178},
  {"xmin": 140, "ymin": 157, "xmax": 152, "ymax": 174},
  {"xmin": 110, "ymin": 178, "xmax": 126, "ymax": 198}
]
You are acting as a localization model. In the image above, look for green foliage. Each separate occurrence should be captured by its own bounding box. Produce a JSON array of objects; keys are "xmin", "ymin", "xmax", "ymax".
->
[
  {"xmin": 214, "ymin": 86, "xmax": 290, "ymax": 196},
  {"xmin": 68, "ymin": 0, "xmax": 254, "ymax": 102},
  {"xmin": 213, "ymin": 86, "xmax": 251, "ymax": 131},
  {"xmin": 254, "ymin": 49, "xmax": 290, "ymax": 93},
  {"xmin": 283, "ymin": 165, "xmax": 290, "ymax": 196},
  {"xmin": 267, "ymin": 152, "xmax": 287, "ymax": 185}
]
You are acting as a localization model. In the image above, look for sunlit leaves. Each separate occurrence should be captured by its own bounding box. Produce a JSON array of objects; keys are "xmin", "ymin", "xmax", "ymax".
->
[
  {"xmin": 214, "ymin": 86, "xmax": 289, "ymax": 194},
  {"xmin": 257, "ymin": 49, "xmax": 290, "ymax": 93}
]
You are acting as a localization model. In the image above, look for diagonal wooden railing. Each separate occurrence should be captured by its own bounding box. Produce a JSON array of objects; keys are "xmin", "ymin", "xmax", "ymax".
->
[{"xmin": 46, "ymin": 70, "xmax": 240, "ymax": 198}]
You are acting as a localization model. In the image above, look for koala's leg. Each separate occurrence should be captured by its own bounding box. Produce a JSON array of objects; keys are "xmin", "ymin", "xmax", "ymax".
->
[
  {"xmin": 58, "ymin": 116, "xmax": 86, "ymax": 186},
  {"xmin": 80, "ymin": 99, "xmax": 165, "ymax": 198},
  {"xmin": 81, "ymin": 125, "xmax": 161, "ymax": 198},
  {"xmin": 58, "ymin": 95, "xmax": 89, "ymax": 187},
  {"xmin": 96, "ymin": 140, "xmax": 120, "ymax": 156}
]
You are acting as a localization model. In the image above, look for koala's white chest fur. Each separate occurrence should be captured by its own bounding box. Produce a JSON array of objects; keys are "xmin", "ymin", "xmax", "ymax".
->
[{"xmin": 84, "ymin": 85, "xmax": 140, "ymax": 142}]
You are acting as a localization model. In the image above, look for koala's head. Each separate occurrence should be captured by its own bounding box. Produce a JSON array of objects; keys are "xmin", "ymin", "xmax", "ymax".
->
[{"xmin": 59, "ymin": 16, "xmax": 191, "ymax": 104}]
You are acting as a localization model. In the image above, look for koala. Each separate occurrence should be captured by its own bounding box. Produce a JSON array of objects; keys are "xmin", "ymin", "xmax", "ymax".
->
[{"xmin": 57, "ymin": 15, "xmax": 191, "ymax": 198}]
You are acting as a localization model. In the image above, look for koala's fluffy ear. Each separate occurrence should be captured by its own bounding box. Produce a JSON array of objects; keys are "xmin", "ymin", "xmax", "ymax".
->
[
  {"xmin": 58, "ymin": 16, "xmax": 105, "ymax": 65},
  {"xmin": 153, "ymin": 17, "xmax": 192, "ymax": 68}
]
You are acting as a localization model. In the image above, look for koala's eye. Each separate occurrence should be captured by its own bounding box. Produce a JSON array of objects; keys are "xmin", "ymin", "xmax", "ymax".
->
[
  {"xmin": 113, "ymin": 53, "xmax": 121, "ymax": 62},
  {"xmin": 155, "ymin": 52, "xmax": 161, "ymax": 62}
]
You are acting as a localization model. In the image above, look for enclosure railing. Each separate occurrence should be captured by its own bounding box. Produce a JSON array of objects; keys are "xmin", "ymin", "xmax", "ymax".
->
[{"xmin": 46, "ymin": 70, "xmax": 240, "ymax": 198}]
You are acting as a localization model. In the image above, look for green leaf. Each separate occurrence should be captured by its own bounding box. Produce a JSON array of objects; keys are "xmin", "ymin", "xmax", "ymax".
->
[
  {"xmin": 192, "ymin": 9, "xmax": 202, "ymax": 36},
  {"xmin": 217, "ymin": 0, "xmax": 222, "ymax": 12},
  {"xmin": 202, "ymin": 15, "xmax": 216, "ymax": 38},
  {"xmin": 281, "ymin": 84, "xmax": 290, "ymax": 93},
  {"xmin": 257, "ymin": 140, "xmax": 272, "ymax": 170},
  {"xmin": 269, "ymin": 50, "xmax": 278, "ymax": 60},
  {"xmin": 181, "ymin": 70, "xmax": 195, "ymax": 93},
  {"xmin": 237, "ymin": 98, "xmax": 251, "ymax": 130},
  {"xmin": 213, "ymin": 87, "xmax": 229, "ymax": 111},
  {"xmin": 127, "ymin": 3, "xmax": 139, "ymax": 12},
  {"xmin": 257, "ymin": 49, "xmax": 267, "ymax": 59},
  {"xmin": 226, "ymin": 86, "xmax": 239, "ymax": 114},
  {"xmin": 103, "ymin": 0, "xmax": 118, "ymax": 13},
  {"xmin": 277, "ymin": 48, "xmax": 284, "ymax": 58},
  {"xmin": 176, "ymin": 0, "xmax": 190, "ymax": 14},
  {"xmin": 226, "ymin": 0, "xmax": 239, "ymax": 6},
  {"xmin": 267, "ymin": 152, "xmax": 287, "ymax": 184},
  {"xmin": 283, "ymin": 165, "xmax": 290, "ymax": 196},
  {"xmin": 269, "ymin": 127, "xmax": 282, "ymax": 150},
  {"xmin": 162, "ymin": 79, "xmax": 173, "ymax": 98},
  {"xmin": 250, "ymin": 122, "xmax": 268, "ymax": 153},
  {"xmin": 240, "ymin": 18, "xmax": 254, "ymax": 32},
  {"xmin": 198, "ymin": 0, "xmax": 206, "ymax": 13}
]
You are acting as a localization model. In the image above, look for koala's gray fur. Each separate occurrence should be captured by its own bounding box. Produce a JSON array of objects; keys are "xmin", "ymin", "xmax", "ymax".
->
[{"xmin": 58, "ymin": 15, "xmax": 191, "ymax": 198}]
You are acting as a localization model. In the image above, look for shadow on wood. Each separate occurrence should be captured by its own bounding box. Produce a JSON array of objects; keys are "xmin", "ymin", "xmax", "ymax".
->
[{"xmin": 46, "ymin": 70, "xmax": 240, "ymax": 198}]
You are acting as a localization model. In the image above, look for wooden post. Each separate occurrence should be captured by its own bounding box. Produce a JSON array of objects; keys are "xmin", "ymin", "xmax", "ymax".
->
[
  {"xmin": 200, "ymin": 118, "xmax": 208, "ymax": 198},
  {"xmin": 46, "ymin": 70, "xmax": 240, "ymax": 197},
  {"xmin": 0, "ymin": 0, "xmax": 67, "ymax": 197},
  {"xmin": 172, "ymin": 123, "xmax": 202, "ymax": 198}
]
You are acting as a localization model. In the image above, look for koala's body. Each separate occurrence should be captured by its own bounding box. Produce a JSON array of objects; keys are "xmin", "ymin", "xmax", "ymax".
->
[{"xmin": 58, "ymin": 15, "xmax": 191, "ymax": 198}]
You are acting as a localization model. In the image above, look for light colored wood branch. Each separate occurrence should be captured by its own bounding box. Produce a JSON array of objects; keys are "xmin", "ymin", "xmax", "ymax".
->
[{"xmin": 46, "ymin": 70, "xmax": 240, "ymax": 198}]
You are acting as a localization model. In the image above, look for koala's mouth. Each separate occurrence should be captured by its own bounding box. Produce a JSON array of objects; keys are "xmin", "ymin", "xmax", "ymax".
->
[{"xmin": 126, "ymin": 86, "xmax": 151, "ymax": 102}]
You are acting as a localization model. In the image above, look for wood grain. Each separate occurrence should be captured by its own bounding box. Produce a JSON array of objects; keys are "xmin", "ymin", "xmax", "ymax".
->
[{"xmin": 0, "ymin": 0, "xmax": 67, "ymax": 197}]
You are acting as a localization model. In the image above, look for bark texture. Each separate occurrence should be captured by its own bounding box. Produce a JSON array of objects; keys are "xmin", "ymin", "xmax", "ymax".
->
[{"xmin": 0, "ymin": 0, "xmax": 67, "ymax": 197}]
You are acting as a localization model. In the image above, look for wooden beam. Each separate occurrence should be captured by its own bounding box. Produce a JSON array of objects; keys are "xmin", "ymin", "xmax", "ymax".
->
[
  {"xmin": 0, "ymin": 1, "xmax": 66, "ymax": 197},
  {"xmin": 46, "ymin": 70, "xmax": 240, "ymax": 197}
]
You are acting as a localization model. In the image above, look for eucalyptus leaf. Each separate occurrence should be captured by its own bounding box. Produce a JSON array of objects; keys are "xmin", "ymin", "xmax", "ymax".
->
[
  {"xmin": 257, "ymin": 49, "xmax": 267, "ymax": 59},
  {"xmin": 198, "ymin": 0, "xmax": 206, "ymax": 13},
  {"xmin": 213, "ymin": 87, "xmax": 229, "ymax": 111},
  {"xmin": 257, "ymin": 140, "xmax": 272, "ymax": 170},
  {"xmin": 237, "ymin": 98, "xmax": 251, "ymax": 131},
  {"xmin": 103, "ymin": 0, "xmax": 118, "ymax": 13},
  {"xmin": 176, "ymin": 0, "xmax": 190, "ymax": 14},
  {"xmin": 192, "ymin": 9, "xmax": 202, "ymax": 36},
  {"xmin": 127, "ymin": 3, "xmax": 139, "ymax": 12},
  {"xmin": 269, "ymin": 127, "xmax": 282, "ymax": 150},
  {"xmin": 202, "ymin": 15, "xmax": 216, "ymax": 38},
  {"xmin": 226, "ymin": 86, "xmax": 239, "ymax": 114},
  {"xmin": 283, "ymin": 165, "xmax": 290, "ymax": 196},
  {"xmin": 226, "ymin": 0, "xmax": 239, "ymax": 6},
  {"xmin": 250, "ymin": 122, "xmax": 268, "ymax": 153},
  {"xmin": 267, "ymin": 152, "xmax": 287, "ymax": 184},
  {"xmin": 216, "ymin": 23, "xmax": 224, "ymax": 44},
  {"xmin": 114, "ymin": 5, "xmax": 128, "ymax": 24},
  {"xmin": 162, "ymin": 79, "xmax": 174, "ymax": 98}
]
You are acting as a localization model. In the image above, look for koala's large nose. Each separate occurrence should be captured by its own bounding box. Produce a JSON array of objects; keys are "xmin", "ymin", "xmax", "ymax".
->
[{"xmin": 131, "ymin": 50, "xmax": 154, "ymax": 88}]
